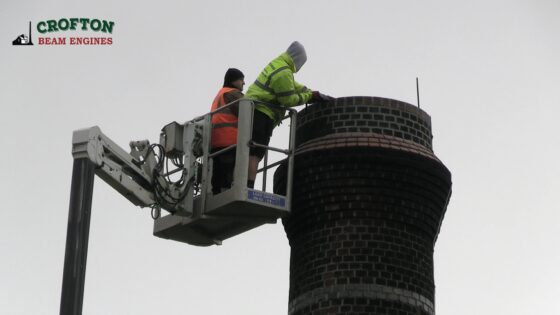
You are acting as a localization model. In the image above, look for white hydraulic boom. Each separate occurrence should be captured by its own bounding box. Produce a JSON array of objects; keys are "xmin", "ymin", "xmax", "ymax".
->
[
  {"xmin": 70, "ymin": 99, "xmax": 296, "ymax": 245},
  {"xmin": 60, "ymin": 99, "xmax": 296, "ymax": 315}
]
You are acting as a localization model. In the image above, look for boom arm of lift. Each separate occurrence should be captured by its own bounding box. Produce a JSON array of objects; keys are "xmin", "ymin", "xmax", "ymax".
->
[
  {"xmin": 70, "ymin": 99, "xmax": 296, "ymax": 246},
  {"xmin": 71, "ymin": 119, "xmax": 205, "ymax": 217},
  {"xmin": 61, "ymin": 100, "xmax": 295, "ymax": 315},
  {"xmin": 72, "ymin": 126, "xmax": 157, "ymax": 207}
]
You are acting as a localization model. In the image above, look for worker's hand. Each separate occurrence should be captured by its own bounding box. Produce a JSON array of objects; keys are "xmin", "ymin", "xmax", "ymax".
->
[
  {"xmin": 311, "ymin": 91, "xmax": 335, "ymax": 103},
  {"xmin": 310, "ymin": 91, "xmax": 320, "ymax": 102}
]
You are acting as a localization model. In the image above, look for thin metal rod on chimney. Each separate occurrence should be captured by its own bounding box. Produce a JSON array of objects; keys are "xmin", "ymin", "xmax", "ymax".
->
[{"xmin": 416, "ymin": 77, "xmax": 420, "ymax": 109}]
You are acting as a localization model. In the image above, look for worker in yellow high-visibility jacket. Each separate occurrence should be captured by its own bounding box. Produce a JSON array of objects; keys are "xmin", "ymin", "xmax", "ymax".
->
[{"xmin": 245, "ymin": 41, "xmax": 333, "ymax": 188}]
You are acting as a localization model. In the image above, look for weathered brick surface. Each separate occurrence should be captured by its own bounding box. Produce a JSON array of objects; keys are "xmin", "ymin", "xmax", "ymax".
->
[
  {"xmin": 295, "ymin": 97, "xmax": 433, "ymax": 150},
  {"xmin": 274, "ymin": 97, "xmax": 452, "ymax": 315}
]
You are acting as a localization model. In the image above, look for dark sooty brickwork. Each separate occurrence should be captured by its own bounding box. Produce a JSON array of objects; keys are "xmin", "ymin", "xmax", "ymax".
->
[{"xmin": 274, "ymin": 97, "xmax": 452, "ymax": 315}]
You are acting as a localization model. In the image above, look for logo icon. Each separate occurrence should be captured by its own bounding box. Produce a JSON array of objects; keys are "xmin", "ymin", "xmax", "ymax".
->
[{"xmin": 12, "ymin": 22, "xmax": 34, "ymax": 46}]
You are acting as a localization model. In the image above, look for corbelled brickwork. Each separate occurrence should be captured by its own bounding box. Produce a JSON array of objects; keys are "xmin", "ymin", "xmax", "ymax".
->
[
  {"xmin": 294, "ymin": 96, "xmax": 433, "ymax": 151},
  {"xmin": 274, "ymin": 97, "xmax": 452, "ymax": 315}
]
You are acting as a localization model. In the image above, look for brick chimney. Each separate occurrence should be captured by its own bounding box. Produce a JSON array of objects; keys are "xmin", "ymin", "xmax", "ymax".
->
[{"xmin": 274, "ymin": 96, "xmax": 452, "ymax": 315}]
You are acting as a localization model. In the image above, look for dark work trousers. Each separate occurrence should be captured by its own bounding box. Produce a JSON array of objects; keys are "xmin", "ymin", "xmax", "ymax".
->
[{"xmin": 211, "ymin": 148, "xmax": 236, "ymax": 194}]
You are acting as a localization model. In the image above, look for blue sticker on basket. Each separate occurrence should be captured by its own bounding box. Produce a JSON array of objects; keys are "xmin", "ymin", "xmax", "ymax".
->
[{"xmin": 248, "ymin": 190, "xmax": 286, "ymax": 207}]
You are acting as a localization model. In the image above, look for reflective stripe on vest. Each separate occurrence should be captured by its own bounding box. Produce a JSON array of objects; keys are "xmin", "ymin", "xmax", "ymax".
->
[
  {"xmin": 253, "ymin": 66, "xmax": 291, "ymax": 122},
  {"xmin": 211, "ymin": 87, "xmax": 239, "ymax": 148},
  {"xmin": 253, "ymin": 66, "xmax": 290, "ymax": 94}
]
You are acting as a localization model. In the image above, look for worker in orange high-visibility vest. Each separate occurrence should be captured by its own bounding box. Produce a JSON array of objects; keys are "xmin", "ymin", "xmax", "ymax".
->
[{"xmin": 210, "ymin": 68, "xmax": 245, "ymax": 194}]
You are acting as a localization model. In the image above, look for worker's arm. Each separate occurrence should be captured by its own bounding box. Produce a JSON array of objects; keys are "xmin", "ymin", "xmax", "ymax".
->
[
  {"xmin": 274, "ymin": 71, "xmax": 313, "ymax": 107},
  {"xmin": 293, "ymin": 80, "xmax": 311, "ymax": 93},
  {"xmin": 223, "ymin": 90, "xmax": 244, "ymax": 116}
]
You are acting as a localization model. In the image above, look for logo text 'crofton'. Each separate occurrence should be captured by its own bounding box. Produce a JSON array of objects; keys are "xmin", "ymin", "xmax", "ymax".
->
[{"xmin": 37, "ymin": 18, "xmax": 114, "ymax": 34}]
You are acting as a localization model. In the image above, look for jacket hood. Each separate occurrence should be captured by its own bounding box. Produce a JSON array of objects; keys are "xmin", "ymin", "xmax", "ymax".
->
[{"xmin": 286, "ymin": 41, "xmax": 307, "ymax": 72}]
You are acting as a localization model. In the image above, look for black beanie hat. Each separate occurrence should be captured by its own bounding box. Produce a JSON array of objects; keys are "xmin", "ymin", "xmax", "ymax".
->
[{"xmin": 223, "ymin": 68, "xmax": 244, "ymax": 88}]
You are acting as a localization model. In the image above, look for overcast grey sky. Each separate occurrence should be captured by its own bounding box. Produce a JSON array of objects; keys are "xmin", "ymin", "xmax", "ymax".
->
[{"xmin": 1, "ymin": 1, "xmax": 559, "ymax": 314}]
